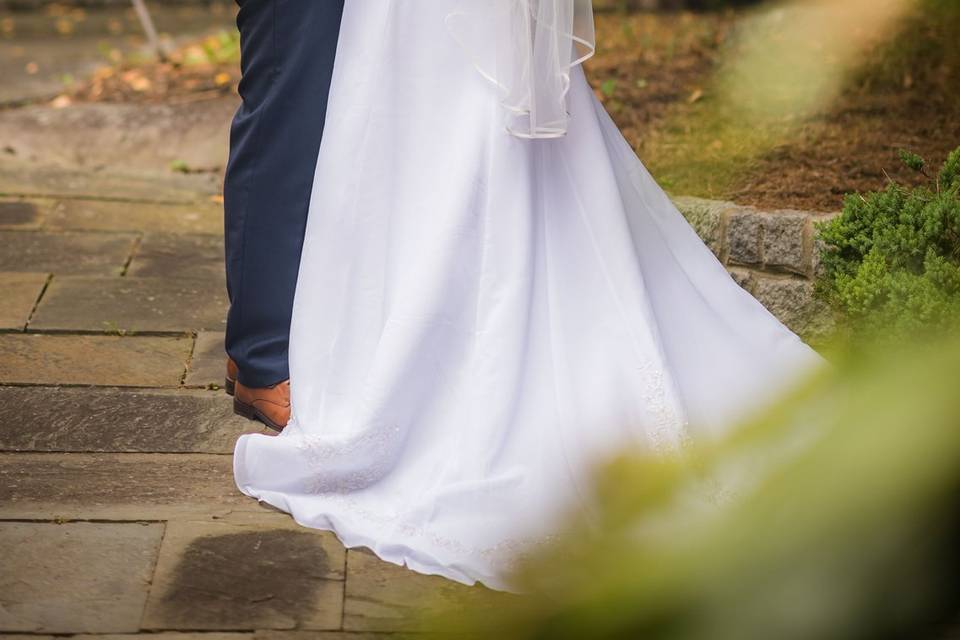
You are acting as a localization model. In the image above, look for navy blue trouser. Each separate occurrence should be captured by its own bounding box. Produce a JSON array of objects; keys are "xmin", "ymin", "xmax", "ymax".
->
[{"xmin": 224, "ymin": 0, "xmax": 344, "ymax": 388}]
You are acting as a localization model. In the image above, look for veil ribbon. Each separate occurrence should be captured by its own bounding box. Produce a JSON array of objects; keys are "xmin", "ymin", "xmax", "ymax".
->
[{"xmin": 446, "ymin": 0, "xmax": 596, "ymax": 139}]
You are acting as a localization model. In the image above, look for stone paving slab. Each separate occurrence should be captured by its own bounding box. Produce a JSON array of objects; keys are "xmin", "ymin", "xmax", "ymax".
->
[
  {"xmin": 343, "ymin": 551, "xmax": 503, "ymax": 633},
  {"xmin": 66, "ymin": 633, "xmax": 428, "ymax": 639},
  {"xmin": 70, "ymin": 635, "xmax": 251, "ymax": 640},
  {"xmin": 0, "ymin": 453, "xmax": 261, "ymax": 520},
  {"xmin": 0, "ymin": 386, "xmax": 260, "ymax": 454},
  {"xmin": 128, "ymin": 233, "xmax": 226, "ymax": 281},
  {"xmin": 0, "ymin": 334, "xmax": 192, "ymax": 387},
  {"xmin": 0, "ymin": 159, "xmax": 218, "ymax": 203},
  {"xmin": 0, "ymin": 522, "xmax": 163, "ymax": 634},
  {"xmin": 0, "ymin": 272, "xmax": 47, "ymax": 330},
  {"xmin": 30, "ymin": 276, "xmax": 228, "ymax": 333},
  {"xmin": 185, "ymin": 331, "xmax": 228, "ymax": 389},
  {"xmin": 0, "ymin": 230, "xmax": 137, "ymax": 276},
  {"xmin": 44, "ymin": 199, "xmax": 223, "ymax": 235},
  {"xmin": 70, "ymin": 635, "xmax": 252, "ymax": 640},
  {"xmin": 143, "ymin": 519, "xmax": 345, "ymax": 631},
  {"xmin": 0, "ymin": 199, "xmax": 46, "ymax": 230},
  {"xmin": 0, "ymin": 100, "xmax": 234, "ymax": 176}
]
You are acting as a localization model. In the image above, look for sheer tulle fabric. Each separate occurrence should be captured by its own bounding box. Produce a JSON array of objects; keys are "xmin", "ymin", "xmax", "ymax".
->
[
  {"xmin": 446, "ymin": 0, "xmax": 595, "ymax": 138},
  {"xmin": 234, "ymin": 1, "xmax": 822, "ymax": 591}
]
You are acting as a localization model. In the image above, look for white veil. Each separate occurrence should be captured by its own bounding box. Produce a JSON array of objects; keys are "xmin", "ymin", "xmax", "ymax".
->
[{"xmin": 446, "ymin": 0, "xmax": 596, "ymax": 139}]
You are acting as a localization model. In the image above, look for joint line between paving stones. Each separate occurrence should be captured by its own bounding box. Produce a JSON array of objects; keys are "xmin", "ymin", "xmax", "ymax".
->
[
  {"xmin": 0, "ymin": 383, "xmax": 219, "ymax": 393},
  {"xmin": 120, "ymin": 233, "xmax": 144, "ymax": 277},
  {"xmin": 23, "ymin": 272, "xmax": 53, "ymax": 332},
  {"xmin": 0, "ymin": 383, "xmax": 233, "ymax": 401},
  {"xmin": 0, "ymin": 381, "xmax": 191, "ymax": 391},
  {"xmin": 340, "ymin": 550, "xmax": 348, "ymax": 630},
  {"xmin": 16, "ymin": 328, "xmax": 197, "ymax": 338},
  {"xmin": 0, "ymin": 448, "xmax": 234, "ymax": 456},
  {"xmin": 180, "ymin": 331, "xmax": 200, "ymax": 388},
  {"xmin": 0, "ymin": 225, "xmax": 220, "ymax": 238},
  {"xmin": 0, "ymin": 517, "xmax": 168, "ymax": 524},
  {"xmin": 0, "ymin": 191, "xmax": 208, "ymax": 207},
  {"xmin": 0, "ymin": 93, "xmax": 63, "ymax": 110},
  {"xmin": 139, "ymin": 627, "xmax": 262, "ymax": 634},
  {"xmin": 0, "ymin": 384, "xmax": 228, "ymax": 399},
  {"xmin": 0, "ymin": 452, "xmax": 236, "ymax": 464},
  {"xmin": 0, "ymin": 380, "xmax": 186, "ymax": 391},
  {"xmin": 139, "ymin": 519, "xmax": 168, "ymax": 632}
]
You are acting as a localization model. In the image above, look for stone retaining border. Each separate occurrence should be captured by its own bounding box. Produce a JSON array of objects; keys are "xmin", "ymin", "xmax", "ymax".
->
[{"xmin": 673, "ymin": 196, "xmax": 838, "ymax": 341}]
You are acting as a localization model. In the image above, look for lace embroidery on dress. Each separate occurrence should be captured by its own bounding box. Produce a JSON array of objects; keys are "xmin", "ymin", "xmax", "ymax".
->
[
  {"xmin": 286, "ymin": 353, "xmax": 687, "ymax": 571},
  {"xmin": 637, "ymin": 358, "xmax": 691, "ymax": 453},
  {"xmin": 293, "ymin": 422, "xmax": 405, "ymax": 494},
  {"xmin": 291, "ymin": 424, "xmax": 556, "ymax": 572},
  {"xmin": 300, "ymin": 489, "xmax": 559, "ymax": 574}
]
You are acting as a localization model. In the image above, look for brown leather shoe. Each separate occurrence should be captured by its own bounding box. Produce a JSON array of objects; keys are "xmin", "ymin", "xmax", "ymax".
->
[
  {"xmin": 225, "ymin": 358, "xmax": 239, "ymax": 396},
  {"xmin": 234, "ymin": 379, "xmax": 290, "ymax": 432}
]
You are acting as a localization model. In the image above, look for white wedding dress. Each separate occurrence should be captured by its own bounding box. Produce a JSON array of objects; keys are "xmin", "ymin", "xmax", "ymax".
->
[{"xmin": 234, "ymin": 0, "xmax": 822, "ymax": 590}]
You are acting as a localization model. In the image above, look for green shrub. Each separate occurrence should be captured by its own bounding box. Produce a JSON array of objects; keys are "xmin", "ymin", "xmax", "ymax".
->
[{"xmin": 816, "ymin": 146, "xmax": 960, "ymax": 339}]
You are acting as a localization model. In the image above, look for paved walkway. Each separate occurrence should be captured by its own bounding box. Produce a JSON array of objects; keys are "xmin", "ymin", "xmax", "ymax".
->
[{"xmin": 0, "ymin": 163, "xmax": 489, "ymax": 637}]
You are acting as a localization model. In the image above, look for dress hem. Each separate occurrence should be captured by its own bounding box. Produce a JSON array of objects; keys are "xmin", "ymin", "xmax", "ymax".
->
[{"xmin": 233, "ymin": 434, "xmax": 514, "ymax": 592}]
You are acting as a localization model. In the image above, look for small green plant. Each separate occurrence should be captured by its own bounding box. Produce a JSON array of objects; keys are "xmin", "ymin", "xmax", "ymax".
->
[
  {"xmin": 600, "ymin": 78, "xmax": 618, "ymax": 98},
  {"xmin": 815, "ymin": 146, "xmax": 960, "ymax": 339}
]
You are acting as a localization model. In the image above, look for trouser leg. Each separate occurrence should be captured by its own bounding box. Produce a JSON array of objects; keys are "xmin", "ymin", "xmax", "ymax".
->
[{"xmin": 224, "ymin": 0, "xmax": 345, "ymax": 388}]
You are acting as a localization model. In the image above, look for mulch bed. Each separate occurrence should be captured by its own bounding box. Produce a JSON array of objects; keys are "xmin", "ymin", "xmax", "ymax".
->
[{"xmin": 588, "ymin": 5, "xmax": 960, "ymax": 212}]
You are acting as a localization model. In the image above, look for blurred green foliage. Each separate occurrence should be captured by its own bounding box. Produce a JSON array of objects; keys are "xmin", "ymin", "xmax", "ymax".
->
[
  {"xmin": 450, "ymin": 329, "xmax": 960, "ymax": 639},
  {"xmin": 816, "ymin": 147, "xmax": 960, "ymax": 340}
]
